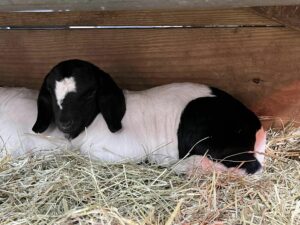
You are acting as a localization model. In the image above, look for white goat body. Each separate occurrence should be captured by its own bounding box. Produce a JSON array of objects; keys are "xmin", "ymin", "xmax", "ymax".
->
[{"xmin": 0, "ymin": 83, "xmax": 212, "ymax": 166}]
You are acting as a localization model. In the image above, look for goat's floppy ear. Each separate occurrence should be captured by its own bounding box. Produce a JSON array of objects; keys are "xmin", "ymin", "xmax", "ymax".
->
[
  {"xmin": 32, "ymin": 77, "xmax": 53, "ymax": 133},
  {"xmin": 96, "ymin": 69, "xmax": 126, "ymax": 133}
]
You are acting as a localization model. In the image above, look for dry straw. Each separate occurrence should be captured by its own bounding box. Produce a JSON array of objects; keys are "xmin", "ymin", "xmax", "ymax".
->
[{"xmin": 0, "ymin": 123, "xmax": 299, "ymax": 225}]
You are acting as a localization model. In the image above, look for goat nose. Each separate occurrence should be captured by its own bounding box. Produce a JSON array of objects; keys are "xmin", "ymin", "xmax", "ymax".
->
[{"xmin": 60, "ymin": 120, "xmax": 74, "ymax": 130}]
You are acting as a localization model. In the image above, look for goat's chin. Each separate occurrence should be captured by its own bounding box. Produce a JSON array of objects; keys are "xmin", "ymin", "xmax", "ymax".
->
[
  {"xmin": 58, "ymin": 125, "xmax": 84, "ymax": 140},
  {"xmin": 63, "ymin": 129, "xmax": 82, "ymax": 140}
]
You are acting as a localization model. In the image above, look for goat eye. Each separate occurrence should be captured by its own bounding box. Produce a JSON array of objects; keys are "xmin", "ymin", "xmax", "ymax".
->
[
  {"xmin": 47, "ymin": 87, "xmax": 53, "ymax": 94},
  {"xmin": 235, "ymin": 129, "xmax": 243, "ymax": 134},
  {"xmin": 85, "ymin": 90, "xmax": 96, "ymax": 99}
]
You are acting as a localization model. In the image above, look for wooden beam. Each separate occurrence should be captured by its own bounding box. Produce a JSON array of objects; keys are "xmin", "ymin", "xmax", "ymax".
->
[
  {"xmin": 254, "ymin": 6, "xmax": 300, "ymax": 31},
  {"xmin": 0, "ymin": 9, "xmax": 279, "ymax": 27},
  {"xmin": 0, "ymin": 27, "xmax": 299, "ymax": 123},
  {"xmin": 0, "ymin": 0, "xmax": 300, "ymax": 12}
]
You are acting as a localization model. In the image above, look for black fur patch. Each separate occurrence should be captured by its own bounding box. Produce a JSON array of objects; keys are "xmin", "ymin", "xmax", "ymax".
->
[
  {"xmin": 177, "ymin": 87, "xmax": 262, "ymax": 174},
  {"xmin": 32, "ymin": 59, "xmax": 126, "ymax": 139}
]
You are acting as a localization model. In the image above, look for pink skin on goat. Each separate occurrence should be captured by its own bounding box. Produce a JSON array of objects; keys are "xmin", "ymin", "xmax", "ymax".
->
[
  {"xmin": 175, "ymin": 127, "xmax": 267, "ymax": 176},
  {"xmin": 253, "ymin": 127, "xmax": 267, "ymax": 167}
]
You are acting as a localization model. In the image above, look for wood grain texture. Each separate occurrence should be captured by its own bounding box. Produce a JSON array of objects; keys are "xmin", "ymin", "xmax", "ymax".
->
[
  {"xmin": 254, "ymin": 6, "xmax": 300, "ymax": 31},
  {"xmin": 0, "ymin": 9, "xmax": 280, "ymax": 27},
  {"xmin": 0, "ymin": 0, "xmax": 300, "ymax": 11},
  {"xmin": 0, "ymin": 28, "xmax": 299, "ymax": 123}
]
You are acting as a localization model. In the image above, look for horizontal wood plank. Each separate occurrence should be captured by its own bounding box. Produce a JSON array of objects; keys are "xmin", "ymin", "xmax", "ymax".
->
[
  {"xmin": 254, "ymin": 6, "xmax": 300, "ymax": 31},
  {"xmin": 0, "ymin": 28, "xmax": 299, "ymax": 124},
  {"xmin": 0, "ymin": 9, "xmax": 280, "ymax": 27},
  {"xmin": 0, "ymin": 0, "xmax": 299, "ymax": 11}
]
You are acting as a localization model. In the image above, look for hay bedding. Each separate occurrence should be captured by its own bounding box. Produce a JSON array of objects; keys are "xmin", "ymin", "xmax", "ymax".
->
[{"xmin": 0, "ymin": 124, "xmax": 299, "ymax": 225}]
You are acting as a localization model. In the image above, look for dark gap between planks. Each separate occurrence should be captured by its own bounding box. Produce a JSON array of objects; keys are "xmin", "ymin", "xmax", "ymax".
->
[{"xmin": 0, "ymin": 24, "xmax": 284, "ymax": 30}]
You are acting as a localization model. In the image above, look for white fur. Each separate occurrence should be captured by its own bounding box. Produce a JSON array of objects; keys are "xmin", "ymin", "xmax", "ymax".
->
[
  {"xmin": 72, "ymin": 83, "xmax": 214, "ymax": 166},
  {"xmin": 55, "ymin": 77, "xmax": 76, "ymax": 109},
  {"xmin": 0, "ymin": 83, "xmax": 213, "ymax": 164},
  {"xmin": 0, "ymin": 87, "xmax": 70, "ymax": 158}
]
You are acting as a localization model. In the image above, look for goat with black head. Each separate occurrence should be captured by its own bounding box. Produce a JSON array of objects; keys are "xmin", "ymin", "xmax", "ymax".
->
[
  {"xmin": 0, "ymin": 60, "xmax": 125, "ymax": 158},
  {"xmin": 32, "ymin": 59, "xmax": 266, "ymax": 175},
  {"xmin": 0, "ymin": 59, "xmax": 266, "ymax": 176},
  {"xmin": 32, "ymin": 59, "xmax": 125, "ymax": 139}
]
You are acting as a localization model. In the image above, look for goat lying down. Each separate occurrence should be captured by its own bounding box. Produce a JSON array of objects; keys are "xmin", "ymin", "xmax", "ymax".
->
[{"xmin": 0, "ymin": 59, "xmax": 266, "ymax": 175}]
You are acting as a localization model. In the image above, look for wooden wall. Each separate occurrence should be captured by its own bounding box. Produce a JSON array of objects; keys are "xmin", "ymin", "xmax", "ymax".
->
[
  {"xmin": 1, "ymin": 0, "xmax": 300, "ymax": 11},
  {"xmin": 0, "ymin": 8, "xmax": 299, "ymax": 126}
]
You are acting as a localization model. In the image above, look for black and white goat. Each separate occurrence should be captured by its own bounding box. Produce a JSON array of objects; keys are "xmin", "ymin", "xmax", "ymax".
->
[{"xmin": 0, "ymin": 59, "xmax": 266, "ymax": 175}]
